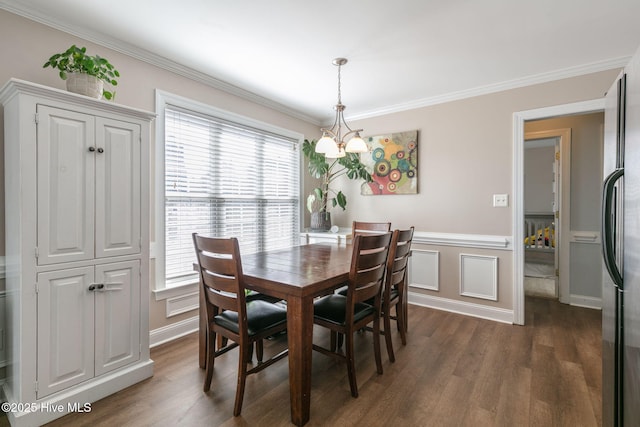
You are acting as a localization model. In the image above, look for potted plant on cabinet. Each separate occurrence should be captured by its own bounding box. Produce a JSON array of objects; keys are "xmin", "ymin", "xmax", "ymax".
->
[
  {"xmin": 302, "ymin": 139, "xmax": 372, "ymax": 230},
  {"xmin": 43, "ymin": 44, "xmax": 120, "ymax": 100}
]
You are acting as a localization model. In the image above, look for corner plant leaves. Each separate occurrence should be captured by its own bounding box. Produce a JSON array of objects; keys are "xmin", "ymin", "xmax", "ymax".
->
[{"xmin": 302, "ymin": 139, "xmax": 372, "ymax": 213}]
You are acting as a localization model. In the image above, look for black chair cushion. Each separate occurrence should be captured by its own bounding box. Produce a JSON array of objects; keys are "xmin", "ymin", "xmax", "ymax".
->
[
  {"xmin": 245, "ymin": 290, "xmax": 282, "ymax": 304},
  {"xmin": 341, "ymin": 287, "xmax": 398, "ymax": 306},
  {"xmin": 214, "ymin": 300, "xmax": 287, "ymax": 336},
  {"xmin": 313, "ymin": 294, "xmax": 375, "ymax": 326}
]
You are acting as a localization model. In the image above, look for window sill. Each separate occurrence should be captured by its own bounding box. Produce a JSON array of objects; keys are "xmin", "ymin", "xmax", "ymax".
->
[{"xmin": 152, "ymin": 280, "xmax": 199, "ymax": 301}]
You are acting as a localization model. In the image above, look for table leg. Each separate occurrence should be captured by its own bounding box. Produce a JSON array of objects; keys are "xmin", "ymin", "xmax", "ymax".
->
[{"xmin": 286, "ymin": 295, "xmax": 314, "ymax": 426}]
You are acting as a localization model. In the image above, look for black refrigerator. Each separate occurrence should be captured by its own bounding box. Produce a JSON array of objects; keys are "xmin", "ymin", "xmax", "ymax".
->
[{"xmin": 602, "ymin": 45, "xmax": 640, "ymax": 427}]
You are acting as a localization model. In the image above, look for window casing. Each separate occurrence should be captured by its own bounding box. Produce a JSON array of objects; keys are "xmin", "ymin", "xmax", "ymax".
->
[{"xmin": 156, "ymin": 92, "xmax": 302, "ymax": 290}]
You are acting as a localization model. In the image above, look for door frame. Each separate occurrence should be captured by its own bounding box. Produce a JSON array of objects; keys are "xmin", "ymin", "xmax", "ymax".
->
[{"xmin": 512, "ymin": 98, "xmax": 604, "ymax": 325}]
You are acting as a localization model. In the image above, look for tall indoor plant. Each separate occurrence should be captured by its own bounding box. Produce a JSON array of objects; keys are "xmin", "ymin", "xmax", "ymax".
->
[
  {"xmin": 302, "ymin": 139, "xmax": 372, "ymax": 230},
  {"xmin": 43, "ymin": 44, "xmax": 120, "ymax": 100}
]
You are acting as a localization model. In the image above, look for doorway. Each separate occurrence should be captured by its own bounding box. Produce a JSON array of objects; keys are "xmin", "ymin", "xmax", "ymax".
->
[
  {"xmin": 512, "ymin": 99, "xmax": 605, "ymax": 325},
  {"xmin": 523, "ymin": 135, "xmax": 561, "ymax": 299}
]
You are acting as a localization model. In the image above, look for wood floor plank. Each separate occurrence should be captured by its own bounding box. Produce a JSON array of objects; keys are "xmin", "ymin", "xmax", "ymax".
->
[{"xmin": 0, "ymin": 296, "xmax": 601, "ymax": 427}]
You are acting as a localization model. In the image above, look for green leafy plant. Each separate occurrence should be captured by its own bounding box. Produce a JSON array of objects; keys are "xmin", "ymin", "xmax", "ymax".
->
[
  {"xmin": 302, "ymin": 139, "xmax": 372, "ymax": 213},
  {"xmin": 43, "ymin": 45, "xmax": 120, "ymax": 100}
]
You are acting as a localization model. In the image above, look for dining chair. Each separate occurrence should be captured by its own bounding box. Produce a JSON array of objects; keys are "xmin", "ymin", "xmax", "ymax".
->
[
  {"xmin": 352, "ymin": 220, "xmax": 391, "ymax": 238},
  {"xmin": 380, "ymin": 227, "xmax": 414, "ymax": 362},
  {"xmin": 192, "ymin": 233, "xmax": 288, "ymax": 416},
  {"xmin": 312, "ymin": 232, "xmax": 393, "ymax": 398}
]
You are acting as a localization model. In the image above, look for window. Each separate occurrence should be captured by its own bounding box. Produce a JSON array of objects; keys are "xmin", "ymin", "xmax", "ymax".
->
[{"xmin": 156, "ymin": 92, "xmax": 301, "ymax": 289}]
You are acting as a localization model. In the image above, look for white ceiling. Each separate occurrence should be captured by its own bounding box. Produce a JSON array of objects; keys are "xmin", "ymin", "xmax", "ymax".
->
[{"xmin": 3, "ymin": 0, "xmax": 640, "ymax": 125}]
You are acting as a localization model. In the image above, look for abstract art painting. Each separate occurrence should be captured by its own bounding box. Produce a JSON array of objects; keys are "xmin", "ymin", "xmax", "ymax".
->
[{"xmin": 360, "ymin": 130, "xmax": 418, "ymax": 195}]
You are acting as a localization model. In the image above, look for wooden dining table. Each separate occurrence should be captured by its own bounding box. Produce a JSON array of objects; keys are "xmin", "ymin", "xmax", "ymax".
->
[{"xmin": 198, "ymin": 243, "xmax": 353, "ymax": 426}]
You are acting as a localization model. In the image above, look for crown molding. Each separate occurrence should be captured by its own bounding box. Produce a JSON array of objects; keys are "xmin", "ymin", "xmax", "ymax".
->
[
  {"xmin": 2, "ymin": 1, "xmax": 627, "ymax": 126},
  {"xmin": 0, "ymin": 1, "xmax": 321, "ymax": 126},
  {"xmin": 347, "ymin": 56, "xmax": 629, "ymax": 121}
]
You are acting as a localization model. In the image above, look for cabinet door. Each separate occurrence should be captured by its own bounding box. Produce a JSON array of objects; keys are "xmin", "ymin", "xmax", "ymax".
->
[
  {"xmin": 94, "ymin": 260, "xmax": 141, "ymax": 376},
  {"xmin": 37, "ymin": 105, "xmax": 95, "ymax": 265},
  {"xmin": 95, "ymin": 118, "xmax": 141, "ymax": 258},
  {"xmin": 37, "ymin": 267, "xmax": 95, "ymax": 398}
]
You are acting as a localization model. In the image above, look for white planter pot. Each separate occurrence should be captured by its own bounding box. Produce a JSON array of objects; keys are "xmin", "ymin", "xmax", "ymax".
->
[{"xmin": 66, "ymin": 73, "xmax": 104, "ymax": 99}]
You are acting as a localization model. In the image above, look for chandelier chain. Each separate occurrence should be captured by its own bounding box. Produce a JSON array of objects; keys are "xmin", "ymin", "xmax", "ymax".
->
[
  {"xmin": 315, "ymin": 57, "xmax": 367, "ymax": 157},
  {"xmin": 337, "ymin": 62, "xmax": 342, "ymax": 105}
]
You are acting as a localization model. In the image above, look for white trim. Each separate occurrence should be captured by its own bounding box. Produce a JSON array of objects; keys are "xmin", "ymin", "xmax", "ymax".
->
[
  {"xmin": 408, "ymin": 292, "xmax": 513, "ymax": 324},
  {"xmin": 0, "ymin": 1, "xmax": 628, "ymax": 125},
  {"xmin": 0, "ymin": 78, "xmax": 155, "ymax": 121},
  {"xmin": 0, "ymin": 1, "xmax": 319, "ymax": 126},
  {"xmin": 513, "ymin": 98, "xmax": 606, "ymax": 325},
  {"xmin": 153, "ymin": 90, "xmax": 304, "ymax": 293},
  {"xmin": 459, "ymin": 254, "xmax": 498, "ymax": 301},
  {"xmin": 408, "ymin": 249, "xmax": 439, "ymax": 291},
  {"xmin": 570, "ymin": 231, "xmax": 601, "ymax": 244},
  {"xmin": 149, "ymin": 316, "xmax": 199, "ymax": 348},
  {"xmin": 569, "ymin": 294, "xmax": 602, "ymax": 310},
  {"xmin": 152, "ymin": 281, "xmax": 199, "ymax": 301},
  {"xmin": 166, "ymin": 292, "xmax": 199, "ymax": 318},
  {"xmin": 3, "ymin": 360, "xmax": 153, "ymax": 426},
  {"xmin": 413, "ymin": 231, "xmax": 511, "ymax": 250},
  {"xmin": 348, "ymin": 57, "xmax": 629, "ymax": 122}
]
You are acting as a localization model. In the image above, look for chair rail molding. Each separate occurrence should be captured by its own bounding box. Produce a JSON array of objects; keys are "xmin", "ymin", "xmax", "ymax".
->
[{"xmin": 412, "ymin": 231, "xmax": 512, "ymax": 250}]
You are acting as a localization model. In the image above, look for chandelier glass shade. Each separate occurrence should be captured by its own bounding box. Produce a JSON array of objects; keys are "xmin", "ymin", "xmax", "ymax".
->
[{"xmin": 316, "ymin": 58, "xmax": 368, "ymax": 158}]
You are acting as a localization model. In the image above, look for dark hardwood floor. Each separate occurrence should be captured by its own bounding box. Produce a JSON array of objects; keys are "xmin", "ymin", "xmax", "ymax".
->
[{"xmin": 3, "ymin": 297, "xmax": 602, "ymax": 426}]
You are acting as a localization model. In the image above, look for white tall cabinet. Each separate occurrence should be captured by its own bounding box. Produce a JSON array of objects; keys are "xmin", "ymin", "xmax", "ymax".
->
[{"xmin": 0, "ymin": 79, "xmax": 154, "ymax": 426}]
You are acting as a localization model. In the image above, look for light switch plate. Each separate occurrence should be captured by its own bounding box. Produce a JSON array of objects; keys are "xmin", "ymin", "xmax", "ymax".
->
[{"xmin": 493, "ymin": 194, "xmax": 509, "ymax": 207}]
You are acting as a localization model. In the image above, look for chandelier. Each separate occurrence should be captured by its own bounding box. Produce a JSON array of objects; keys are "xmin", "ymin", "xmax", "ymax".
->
[{"xmin": 315, "ymin": 58, "xmax": 368, "ymax": 158}]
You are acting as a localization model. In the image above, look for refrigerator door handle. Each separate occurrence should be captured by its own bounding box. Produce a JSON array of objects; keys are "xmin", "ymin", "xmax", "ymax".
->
[{"xmin": 602, "ymin": 168, "xmax": 624, "ymax": 288}]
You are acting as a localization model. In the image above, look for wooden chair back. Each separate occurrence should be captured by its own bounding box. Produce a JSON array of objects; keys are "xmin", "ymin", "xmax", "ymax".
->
[
  {"xmin": 192, "ymin": 233, "xmax": 289, "ymax": 416},
  {"xmin": 385, "ymin": 227, "xmax": 415, "ymax": 298},
  {"xmin": 352, "ymin": 221, "xmax": 391, "ymax": 238},
  {"xmin": 346, "ymin": 232, "xmax": 393, "ymax": 322},
  {"xmin": 192, "ymin": 234, "xmax": 247, "ymax": 332}
]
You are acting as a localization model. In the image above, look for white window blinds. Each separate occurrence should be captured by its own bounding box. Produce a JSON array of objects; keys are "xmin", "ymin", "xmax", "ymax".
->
[{"xmin": 164, "ymin": 105, "xmax": 300, "ymax": 284}]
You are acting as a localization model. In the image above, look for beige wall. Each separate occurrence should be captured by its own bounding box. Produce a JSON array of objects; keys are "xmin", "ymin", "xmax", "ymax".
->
[
  {"xmin": 329, "ymin": 76, "xmax": 617, "ymax": 310},
  {"xmin": 332, "ymin": 77, "xmax": 617, "ymax": 233},
  {"xmin": 0, "ymin": 9, "xmax": 622, "ymax": 330},
  {"xmin": 0, "ymin": 10, "xmax": 319, "ymax": 331}
]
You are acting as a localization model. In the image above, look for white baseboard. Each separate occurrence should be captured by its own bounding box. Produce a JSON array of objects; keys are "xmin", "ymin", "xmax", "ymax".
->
[
  {"xmin": 569, "ymin": 294, "xmax": 602, "ymax": 310},
  {"xmin": 5, "ymin": 361, "xmax": 153, "ymax": 427},
  {"xmin": 149, "ymin": 315, "xmax": 199, "ymax": 348},
  {"xmin": 408, "ymin": 291, "xmax": 514, "ymax": 324}
]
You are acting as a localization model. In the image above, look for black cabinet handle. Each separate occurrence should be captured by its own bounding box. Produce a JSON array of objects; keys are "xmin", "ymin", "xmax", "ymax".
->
[
  {"xmin": 88, "ymin": 146, "xmax": 96, "ymax": 152},
  {"xmin": 97, "ymin": 148, "xmax": 104, "ymax": 153}
]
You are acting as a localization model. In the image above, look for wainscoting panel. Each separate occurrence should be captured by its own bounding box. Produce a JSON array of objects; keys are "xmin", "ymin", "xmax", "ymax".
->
[
  {"xmin": 166, "ymin": 292, "xmax": 199, "ymax": 318},
  {"xmin": 408, "ymin": 249, "xmax": 439, "ymax": 291},
  {"xmin": 459, "ymin": 253, "xmax": 498, "ymax": 301}
]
